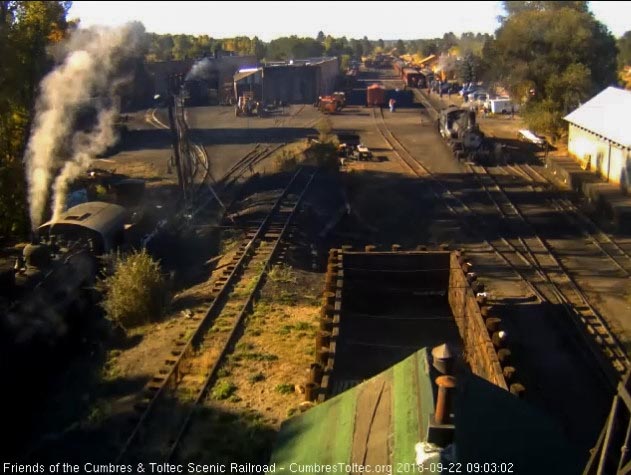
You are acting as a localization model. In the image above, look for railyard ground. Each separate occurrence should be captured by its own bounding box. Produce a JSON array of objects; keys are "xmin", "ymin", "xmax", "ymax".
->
[{"xmin": 9, "ymin": 67, "xmax": 629, "ymax": 464}]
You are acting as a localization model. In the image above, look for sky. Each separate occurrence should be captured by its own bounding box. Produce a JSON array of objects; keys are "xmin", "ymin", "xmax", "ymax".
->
[{"xmin": 68, "ymin": 1, "xmax": 630, "ymax": 40}]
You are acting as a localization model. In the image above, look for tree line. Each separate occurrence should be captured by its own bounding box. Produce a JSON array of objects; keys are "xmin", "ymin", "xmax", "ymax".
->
[
  {"xmin": 1, "ymin": 0, "xmax": 630, "ymax": 237},
  {"xmin": 143, "ymin": 30, "xmax": 492, "ymax": 64},
  {"xmin": 0, "ymin": 1, "xmax": 72, "ymax": 237}
]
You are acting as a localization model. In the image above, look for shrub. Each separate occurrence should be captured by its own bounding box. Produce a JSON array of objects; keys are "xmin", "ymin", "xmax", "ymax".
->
[
  {"xmin": 315, "ymin": 117, "xmax": 332, "ymax": 140},
  {"xmin": 275, "ymin": 151, "xmax": 298, "ymax": 172},
  {"xmin": 521, "ymin": 100, "xmax": 566, "ymax": 143},
  {"xmin": 100, "ymin": 249, "xmax": 168, "ymax": 329},
  {"xmin": 304, "ymin": 142, "xmax": 339, "ymax": 170}
]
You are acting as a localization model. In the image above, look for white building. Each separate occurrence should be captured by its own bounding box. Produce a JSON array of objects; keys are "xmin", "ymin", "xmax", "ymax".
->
[{"xmin": 564, "ymin": 87, "xmax": 631, "ymax": 190}]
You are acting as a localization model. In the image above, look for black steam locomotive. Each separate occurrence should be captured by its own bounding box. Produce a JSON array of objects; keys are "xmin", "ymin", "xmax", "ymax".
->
[
  {"xmin": 0, "ymin": 201, "xmax": 131, "ymax": 372},
  {"xmin": 437, "ymin": 105, "xmax": 493, "ymax": 164},
  {"xmin": 0, "ymin": 201, "xmax": 136, "ymax": 456}
]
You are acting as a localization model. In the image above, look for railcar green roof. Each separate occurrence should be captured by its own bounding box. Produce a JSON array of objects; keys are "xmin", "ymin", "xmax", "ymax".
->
[{"xmin": 270, "ymin": 348, "xmax": 580, "ymax": 475}]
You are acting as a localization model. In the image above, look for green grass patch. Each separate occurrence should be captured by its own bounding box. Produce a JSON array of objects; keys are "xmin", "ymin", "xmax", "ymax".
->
[
  {"xmin": 294, "ymin": 321, "xmax": 313, "ymax": 331},
  {"xmin": 275, "ymin": 383, "xmax": 295, "ymax": 395},
  {"xmin": 277, "ymin": 324, "xmax": 293, "ymax": 335},
  {"xmin": 252, "ymin": 301, "xmax": 272, "ymax": 319},
  {"xmin": 249, "ymin": 372, "xmax": 266, "ymax": 383},
  {"xmin": 212, "ymin": 380, "xmax": 237, "ymax": 400},
  {"xmin": 217, "ymin": 367, "xmax": 231, "ymax": 378},
  {"xmin": 278, "ymin": 290, "xmax": 297, "ymax": 306},
  {"xmin": 101, "ymin": 360, "xmax": 124, "ymax": 382},
  {"xmin": 268, "ymin": 264, "xmax": 297, "ymax": 284},
  {"xmin": 84, "ymin": 399, "xmax": 111, "ymax": 427},
  {"xmin": 236, "ymin": 342, "xmax": 255, "ymax": 352},
  {"xmin": 233, "ymin": 352, "xmax": 278, "ymax": 362}
]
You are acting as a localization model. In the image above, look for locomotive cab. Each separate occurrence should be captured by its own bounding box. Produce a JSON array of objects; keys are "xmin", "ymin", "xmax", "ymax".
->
[{"xmin": 38, "ymin": 201, "xmax": 126, "ymax": 255}]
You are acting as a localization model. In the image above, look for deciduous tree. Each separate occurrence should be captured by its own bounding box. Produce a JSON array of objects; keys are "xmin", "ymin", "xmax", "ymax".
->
[
  {"xmin": 0, "ymin": 1, "xmax": 71, "ymax": 237},
  {"xmin": 486, "ymin": 3, "xmax": 617, "ymax": 139},
  {"xmin": 618, "ymin": 31, "xmax": 631, "ymax": 68}
]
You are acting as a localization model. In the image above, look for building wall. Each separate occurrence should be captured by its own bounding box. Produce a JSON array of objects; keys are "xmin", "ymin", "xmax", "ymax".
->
[
  {"xmin": 568, "ymin": 124, "xmax": 631, "ymax": 186},
  {"xmin": 214, "ymin": 55, "xmax": 258, "ymax": 89},
  {"xmin": 316, "ymin": 58, "xmax": 339, "ymax": 96},
  {"xmin": 262, "ymin": 66, "xmax": 317, "ymax": 104},
  {"xmin": 234, "ymin": 70, "xmax": 263, "ymax": 101},
  {"xmin": 258, "ymin": 58, "xmax": 340, "ymax": 104},
  {"xmin": 145, "ymin": 55, "xmax": 257, "ymax": 100},
  {"xmin": 145, "ymin": 59, "xmax": 195, "ymax": 98}
]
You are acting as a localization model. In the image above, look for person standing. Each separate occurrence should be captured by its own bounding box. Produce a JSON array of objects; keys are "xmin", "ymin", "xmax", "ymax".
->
[{"xmin": 389, "ymin": 98, "xmax": 397, "ymax": 112}]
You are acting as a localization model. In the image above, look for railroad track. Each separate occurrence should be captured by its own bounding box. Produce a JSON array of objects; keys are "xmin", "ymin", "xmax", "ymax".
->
[
  {"xmin": 507, "ymin": 163, "xmax": 631, "ymax": 278},
  {"xmin": 372, "ymin": 107, "xmax": 550, "ymax": 300},
  {"xmin": 116, "ymin": 167, "xmax": 316, "ymax": 463},
  {"xmin": 220, "ymin": 144, "xmax": 282, "ymax": 187},
  {"xmin": 467, "ymin": 163, "xmax": 629, "ymax": 382},
  {"xmin": 188, "ymin": 102, "xmax": 318, "ymax": 219},
  {"xmin": 219, "ymin": 104, "xmax": 316, "ymax": 187},
  {"xmin": 372, "ymin": 107, "xmax": 628, "ymax": 385}
]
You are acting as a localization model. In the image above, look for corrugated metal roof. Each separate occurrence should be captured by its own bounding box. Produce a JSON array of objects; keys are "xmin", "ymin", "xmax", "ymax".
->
[{"xmin": 564, "ymin": 87, "xmax": 631, "ymax": 148}]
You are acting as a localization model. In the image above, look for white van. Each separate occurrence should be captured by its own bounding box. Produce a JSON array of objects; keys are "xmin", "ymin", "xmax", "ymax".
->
[{"xmin": 485, "ymin": 98, "xmax": 519, "ymax": 114}]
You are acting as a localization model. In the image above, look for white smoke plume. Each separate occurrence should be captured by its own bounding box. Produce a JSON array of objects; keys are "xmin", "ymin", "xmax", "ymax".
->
[
  {"xmin": 51, "ymin": 108, "xmax": 119, "ymax": 221},
  {"xmin": 435, "ymin": 53, "xmax": 457, "ymax": 74},
  {"xmin": 186, "ymin": 57, "xmax": 213, "ymax": 81},
  {"xmin": 24, "ymin": 23, "xmax": 146, "ymax": 230}
]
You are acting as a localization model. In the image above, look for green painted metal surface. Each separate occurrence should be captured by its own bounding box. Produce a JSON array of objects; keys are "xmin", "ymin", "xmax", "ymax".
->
[{"xmin": 271, "ymin": 349, "xmax": 433, "ymax": 473}]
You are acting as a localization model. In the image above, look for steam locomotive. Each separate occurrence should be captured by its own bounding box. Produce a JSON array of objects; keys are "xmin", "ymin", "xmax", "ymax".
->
[
  {"xmin": 0, "ymin": 175, "xmax": 169, "ymax": 376},
  {"xmin": 0, "ymin": 202, "xmax": 128, "ymax": 365},
  {"xmin": 437, "ymin": 105, "xmax": 492, "ymax": 164},
  {"xmin": 0, "ymin": 200, "xmax": 138, "ymax": 456}
]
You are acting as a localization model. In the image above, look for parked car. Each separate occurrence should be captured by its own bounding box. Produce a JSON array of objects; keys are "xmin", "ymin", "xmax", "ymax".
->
[
  {"xmin": 436, "ymin": 82, "xmax": 460, "ymax": 94},
  {"xmin": 468, "ymin": 91, "xmax": 489, "ymax": 104},
  {"xmin": 459, "ymin": 84, "xmax": 482, "ymax": 97}
]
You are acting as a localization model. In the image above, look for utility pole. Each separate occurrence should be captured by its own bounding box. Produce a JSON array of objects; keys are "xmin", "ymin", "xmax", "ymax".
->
[{"xmin": 167, "ymin": 74, "xmax": 187, "ymax": 205}]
